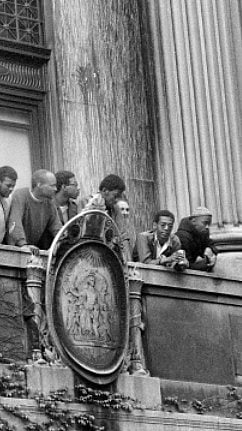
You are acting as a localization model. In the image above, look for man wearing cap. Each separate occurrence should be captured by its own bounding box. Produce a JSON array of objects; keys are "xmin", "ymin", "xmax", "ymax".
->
[
  {"xmin": 134, "ymin": 210, "xmax": 188, "ymax": 270},
  {"xmin": 176, "ymin": 207, "xmax": 217, "ymax": 271}
]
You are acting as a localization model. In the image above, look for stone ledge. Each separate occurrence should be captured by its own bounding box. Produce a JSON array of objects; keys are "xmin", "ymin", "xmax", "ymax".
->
[
  {"xmin": 24, "ymin": 364, "xmax": 163, "ymax": 410},
  {"xmin": 114, "ymin": 374, "xmax": 161, "ymax": 409},
  {"xmin": 160, "ymin": 378, "xmax": 242, "ymax": 401},
  {"xmin": 128, "ymin": 261, "xmax": 242, "ymax": 284},
  {"xmin": 0, "ymin": 245, "xmax": 48, "ymax": 270},
  {"xmin": 160, "ymin": 379, "xmax": 242, "ymax": 420},
  {"xmin": 25, "ymin": 364, "xmax": 75, "ymax": 398},
  {"xmin": 1, "ymin": 396, "xmax": 242, "ymax": 430}
]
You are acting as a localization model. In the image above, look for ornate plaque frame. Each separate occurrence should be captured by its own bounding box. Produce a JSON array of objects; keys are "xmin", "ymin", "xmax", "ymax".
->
[{"xmin": 45, "ymin": 210, "xmax": 129, "ymax": 384}]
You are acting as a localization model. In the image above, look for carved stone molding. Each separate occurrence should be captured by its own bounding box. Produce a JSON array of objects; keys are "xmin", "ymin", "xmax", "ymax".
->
[
  {"xmin": 129, "ymin": 277, "xmax": 148, "ymax": 376},
  {"xmin": 26, "ymin": 250, "xmax": 46, "ymax": 355},
  {"xmin": 46, "ymin": 210, "xmax": 129, "ymax": 384},
  {"xmin": 0, "ymin": 58, "xmax": 45, "ymax": 91}
]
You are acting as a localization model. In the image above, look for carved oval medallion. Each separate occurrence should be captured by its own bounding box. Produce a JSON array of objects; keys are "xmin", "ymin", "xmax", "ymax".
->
[{"xmin": 45, "ymin": 211, "xmax": 129, "ymax": 384}]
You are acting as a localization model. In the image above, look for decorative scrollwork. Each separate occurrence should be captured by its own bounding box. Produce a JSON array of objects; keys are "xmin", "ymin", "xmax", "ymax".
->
[{"xmin": 0, "ymin": 60, "xmax": 44, "ymax": 90}]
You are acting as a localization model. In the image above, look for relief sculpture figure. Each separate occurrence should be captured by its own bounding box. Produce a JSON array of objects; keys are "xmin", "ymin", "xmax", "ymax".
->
[
  {"xmin": 83, "ymin": 274, "xmax": 96, "ymax": 336},
  {"xmin": 66, "ymin": 276, "xmax": 81, "ymax": 333},
  {"xmin": 65, "ymin": 269, "xmax": 116, "ymax": 343},
  {"xmin": 46, "ymin": 208, "xmax": 129, "ymax": 384}
]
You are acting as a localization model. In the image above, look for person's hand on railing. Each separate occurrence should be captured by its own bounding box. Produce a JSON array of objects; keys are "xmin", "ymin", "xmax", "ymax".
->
[
  {"xmin": 159, "ymin": 250, "xmax": 189, "ymax": 271},
  {"xmin": 204, "ymin": 247, "xmax": 217, "ymax": 269},
  {"xmin": 21, "ymin": 244, "xmax": 40, "ymax": 254}
]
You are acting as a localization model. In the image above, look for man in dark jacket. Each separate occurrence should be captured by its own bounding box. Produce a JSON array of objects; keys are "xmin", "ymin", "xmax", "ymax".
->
[
  {"xmin": 176, "ymin": 206, "xmax": 217, "ymax": 271},
  {"xmin": 0, "ymin": 165, "xmax": 18, "ymax": 244},
  {"xmin": 55, "ymin": 170, "xmax": 80, "ymax": 224}
]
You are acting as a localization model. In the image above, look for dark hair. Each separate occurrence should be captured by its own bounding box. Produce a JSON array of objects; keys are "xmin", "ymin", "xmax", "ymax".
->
[
  {"xmin": 0, "ymin": 166, "xmax": 18, "ymax": 182},
  {"xmin": 55, "ymin": 170, "xmax": 76, "ymax": 192},
  {"xmin": 153, "ymin": 210, "xmax": 175, "ymax": 223},
  {"xmin": 99, "ymin": 174, "xmax": 125, "ymax": 193}
]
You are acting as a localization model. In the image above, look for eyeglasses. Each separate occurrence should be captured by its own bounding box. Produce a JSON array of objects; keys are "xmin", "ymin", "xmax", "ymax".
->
[
  {"xmin": 120, "ymin": 207, "xmax": 130, "ymax": 212},
  {"xmin": 68, "ymin": 182, "xmax": 79, "ymax": 188}
]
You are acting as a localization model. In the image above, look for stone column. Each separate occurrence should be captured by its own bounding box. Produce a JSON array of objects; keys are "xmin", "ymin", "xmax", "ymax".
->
[
  {"xmin": 128, "ymin": 277, "xmax": 148, "ymax": 376},
  {"xmin": 144, "ymin": 0, "xmax": 242, "ymax": 252}
]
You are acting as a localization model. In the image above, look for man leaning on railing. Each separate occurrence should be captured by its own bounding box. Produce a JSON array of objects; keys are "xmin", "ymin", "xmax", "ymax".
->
[{"xmin": 133, "ymin": 210, "xmax": 189, "ymax": 271}]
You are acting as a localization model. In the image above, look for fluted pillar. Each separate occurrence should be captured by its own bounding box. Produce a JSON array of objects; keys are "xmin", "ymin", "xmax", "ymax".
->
[{"xmin": 145, "ymin": 0, "xmax": 242, "ymax": 250}]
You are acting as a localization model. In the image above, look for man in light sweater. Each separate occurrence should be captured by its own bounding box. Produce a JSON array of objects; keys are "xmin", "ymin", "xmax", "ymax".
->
[
  {"xmin": 7, "ymin": 169, "xmax": 62, "ymax": 360},
  {"xmin": 8, "ymin": 169, "xmax": 62, "ymax": 250}
]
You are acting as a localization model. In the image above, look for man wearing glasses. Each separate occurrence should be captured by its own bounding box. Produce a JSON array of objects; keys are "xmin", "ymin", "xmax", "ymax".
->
[{"xmin": 55, "ymin": 170, "xmax": 80, "ymax": 225}]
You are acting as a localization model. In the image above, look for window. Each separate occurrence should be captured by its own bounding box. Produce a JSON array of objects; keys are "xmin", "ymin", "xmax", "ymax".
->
[
  {"xmin": 0, "ymin": 1, "xmax": 62, "ymax": 185},
  {"xmin": 0, "ymin": 108, "xmax": 32, "ymax": 187},
  {"xmin": 0, "ymin": 0, "xmax": 44, "ymax": 46}
]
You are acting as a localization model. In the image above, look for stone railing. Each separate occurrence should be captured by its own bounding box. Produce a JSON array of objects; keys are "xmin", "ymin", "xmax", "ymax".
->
[
  {"xmin": 128, "ymin": 261, "xmax": 242, "ymax": 386},
  {"xmin": 0, "ymin": 245, "xmax": 48, "ymax": 361},
  {"xmin": 0, "ymin": 244, "xmax": 242, "ymax": 388}
]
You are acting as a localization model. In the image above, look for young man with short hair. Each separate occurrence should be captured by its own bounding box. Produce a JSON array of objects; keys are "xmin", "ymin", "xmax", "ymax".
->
[
  {"xmin": 55, "ymin": 170, "xmax": 80, "ymax": 225},
  {"xmin": 134, "ymin": 210, "xmax": 187, "ymax": 269},
  {"xmin": 83, "ymin": 174, "xmax": 126, "ymax": 216},
  {"xmin": 0, "ymin": 165, "xmax": 18, "ymax": 243},
  {"xmin": 81, "ymin": 174, "xmax": 132, "ymax": 260}
]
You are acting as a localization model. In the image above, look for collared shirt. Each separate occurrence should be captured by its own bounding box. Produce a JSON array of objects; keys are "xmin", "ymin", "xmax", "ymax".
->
[
  {"xmin": 59, "ymin": 205, "xmax": 68, "ymax": 224},
  {"xmin": 55, "ymin": 200, "xmax": 78, "ymax": 226},
  {"xmin": 134, "ymin": 230, "xmax": 181, "ymax": 264},
  {"xmin": 154, "ymin": 232, "xmax": 172, "ymax": 259}
]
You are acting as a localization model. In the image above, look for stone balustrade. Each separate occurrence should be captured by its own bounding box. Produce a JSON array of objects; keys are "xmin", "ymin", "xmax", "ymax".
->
[
  {"xmin": 0, "ymin": 246, "xmax": 242, "ymax": 429},
  {"xmin": 0, "ymin": 245, "xmax": 242, "ymax": 388}
]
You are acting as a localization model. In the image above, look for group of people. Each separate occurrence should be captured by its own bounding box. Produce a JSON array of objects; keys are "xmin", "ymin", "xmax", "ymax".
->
[
  {"xmin": 0, "ymin": 165, "xmax": 217, "ymax": 272},
  {"xmin": 134, "ymin": 207, "xmax": 217, "ymax": 272},
  {"xmin": 0, "ymin": 165, "xmax": 218, "ymax": 359},
  {"xmin": 0, "ymin": 166, "xmax": 126, "ymax": 250}
]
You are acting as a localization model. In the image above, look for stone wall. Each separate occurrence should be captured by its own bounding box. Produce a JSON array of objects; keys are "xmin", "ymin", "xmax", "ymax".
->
[
  {"xmin": 130, "ymin": 261, "xmax": 242, "ymax": 386},
  {"xmin": 1, "ymin": 247, "xmax": 242, "ymax": 429}
]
